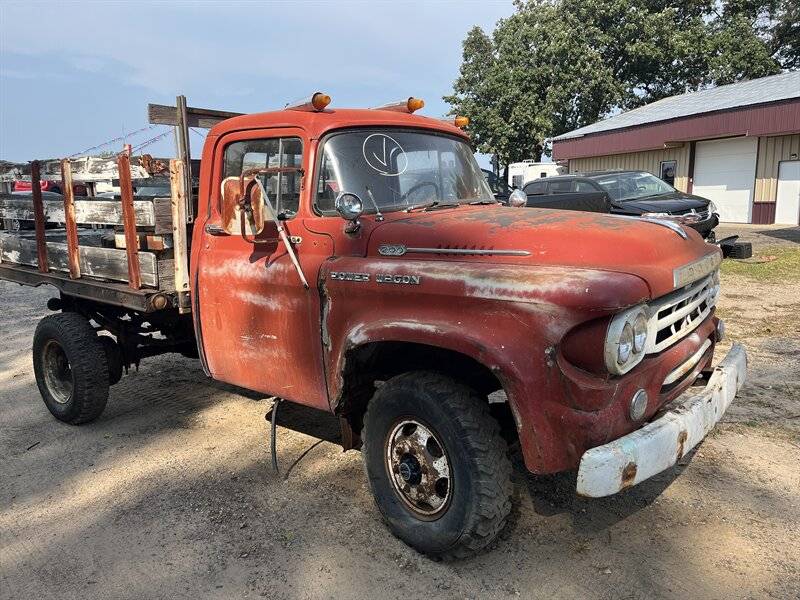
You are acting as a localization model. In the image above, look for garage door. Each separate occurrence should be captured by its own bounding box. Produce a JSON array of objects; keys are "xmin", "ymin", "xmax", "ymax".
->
[
  {"xmin": 693, "ymin": 137, "xmax": 757, "ymax": 223},
  {"xmin": 775, "ymin": 160, "xmax": 800, "ymax": 226}
]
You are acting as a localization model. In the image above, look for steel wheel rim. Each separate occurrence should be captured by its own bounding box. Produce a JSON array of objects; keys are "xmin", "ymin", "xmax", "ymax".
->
[
  {"xmin": 385, "ymin": 419, "xmax": 452, "ymax": 519},
  {"xmin": 42, "ymin": 340, "xmax": 73, "ymax": 404}
]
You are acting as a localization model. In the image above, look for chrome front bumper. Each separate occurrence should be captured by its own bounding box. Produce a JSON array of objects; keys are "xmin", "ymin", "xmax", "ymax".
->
[{"xmin": 576, "ymin": 343, "xmax": 747, "ymax": 498}]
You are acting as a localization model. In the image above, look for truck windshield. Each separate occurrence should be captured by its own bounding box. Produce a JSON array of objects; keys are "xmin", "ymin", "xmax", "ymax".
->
[
  {"xmin": 315, "ymin": 130, "xmax": 494, "ymax": 214},
  {"xmin": 590, "ymin": 171, "xmax": 675, "ymax": 201}
]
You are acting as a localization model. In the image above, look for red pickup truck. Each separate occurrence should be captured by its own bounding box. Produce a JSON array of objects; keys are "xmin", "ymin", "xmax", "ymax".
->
[{"xmin": 0, "ymin": 95, "xmax": 746, "ymax": 558}]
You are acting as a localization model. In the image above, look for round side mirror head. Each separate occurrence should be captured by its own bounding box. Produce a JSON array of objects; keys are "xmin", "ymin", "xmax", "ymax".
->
[
  {"xmin": 335, "ymin": 192, "xmax": 364, "ymax": 221},
  {"xmin": 508, "ymin": 189, "xmax": 527, "ymax": 208}
]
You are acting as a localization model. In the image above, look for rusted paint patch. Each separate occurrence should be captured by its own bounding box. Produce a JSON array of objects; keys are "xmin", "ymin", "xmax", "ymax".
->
[
  {"xmin": 620, "ymin": 462, "xmax": 638, "ymax": 490},
  {"xmin": 676, "ymin": 429, "xmax": 688, "ymax": 460}
]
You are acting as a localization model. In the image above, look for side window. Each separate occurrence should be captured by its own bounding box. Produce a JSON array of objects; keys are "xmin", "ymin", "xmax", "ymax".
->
[
  {"xmin": 523, "ymin": 180, "xmax": 546, "ymax": 195},
  {"xmin": 575, "ymin": 181, "xmax": 597, "ymax": 192},
  {"xmin": 223, "ymin": 137, "xmax": 303, "ymax": 218},
  {"xmin": 316, "ymin": 150, "xmax": 338, "ymax": 213},
  {"xmin": 548, "ymin": 179, "xmax": 574, "ymax": 194}
]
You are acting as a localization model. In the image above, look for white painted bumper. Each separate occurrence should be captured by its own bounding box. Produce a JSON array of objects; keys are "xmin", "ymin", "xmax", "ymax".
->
[{"xmin": 576, "ymin": 343, "xmax": 747, "ymax": 498}]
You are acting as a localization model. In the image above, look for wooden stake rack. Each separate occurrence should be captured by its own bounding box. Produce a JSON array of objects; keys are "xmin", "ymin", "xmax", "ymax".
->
[{"xmin": 0, "ymin": 156, "xmax": 192, "ymax": 314}]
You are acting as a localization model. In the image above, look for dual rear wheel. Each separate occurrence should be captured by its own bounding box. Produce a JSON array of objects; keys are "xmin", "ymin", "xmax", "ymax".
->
[{"xmin": 32, "ymin": 312, "xmax": 111, "ymax": 424}]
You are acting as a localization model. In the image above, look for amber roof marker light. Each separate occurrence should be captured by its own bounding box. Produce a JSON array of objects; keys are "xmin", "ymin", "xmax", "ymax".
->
[
  {"xmin": 286, "ymin": 92, "xmax": 332, "ymax": 112},
  {"xmin": 372, "ymin": 97, "xmax": 425, "ymax": 113},
  {"xmin": 453, "ymin": 116, "xmax": 469, "ymax": 128}
]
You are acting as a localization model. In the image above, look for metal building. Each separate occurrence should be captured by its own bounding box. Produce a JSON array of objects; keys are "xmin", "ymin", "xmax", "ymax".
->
[{"xmin": 551, "ymin": 71, "xmax": 800, "ymax": 225}]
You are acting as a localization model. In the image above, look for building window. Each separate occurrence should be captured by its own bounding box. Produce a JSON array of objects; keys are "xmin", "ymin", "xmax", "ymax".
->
[{"xmin": 660, "ymin": 160, "xmax": 677, "ymax": 186}]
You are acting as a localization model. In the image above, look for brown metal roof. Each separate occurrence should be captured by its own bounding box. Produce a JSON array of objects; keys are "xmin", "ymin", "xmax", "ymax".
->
[{"xmin": 553, "ymin": 97, "xmax": 800, "ymax": 160}]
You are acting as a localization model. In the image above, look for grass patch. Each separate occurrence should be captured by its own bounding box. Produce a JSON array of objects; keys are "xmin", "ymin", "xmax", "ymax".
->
[{"xmin": 721, "ymin": 245, "xmax": 800, "ymax": 282}]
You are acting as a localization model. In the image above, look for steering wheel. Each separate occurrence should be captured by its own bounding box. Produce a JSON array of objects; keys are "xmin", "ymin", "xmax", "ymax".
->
[{"xmin": 401, "ymin": 181, "xmax": 440, "ymax": 204}]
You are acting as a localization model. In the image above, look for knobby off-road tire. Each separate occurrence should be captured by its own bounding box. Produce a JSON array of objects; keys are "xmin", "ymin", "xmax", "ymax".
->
[
  {"xmin": 362, "ymin": 371, "xmax": 513, "ymax": 559},
  {"xmin": 32, "ymin": 312, "xmax": 110, "ymax": 424}
]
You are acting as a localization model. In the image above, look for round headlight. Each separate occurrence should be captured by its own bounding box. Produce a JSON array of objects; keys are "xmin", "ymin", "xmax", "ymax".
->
[
  {"xmin": 632, "ymin": 312, "xmax": 648, "ymax": 353},
  {"xmin": 604, "ymin": 304, "xmax": 652, "ymax": 375},
  {"xmin": 617, "ymin": 322, "xmax": 634, "ymax": 365}
]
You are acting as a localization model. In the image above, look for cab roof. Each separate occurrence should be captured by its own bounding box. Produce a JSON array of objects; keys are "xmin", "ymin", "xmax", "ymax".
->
[{"xmin": 209, "ymin": 108, "xmax": 470, "ymax": 140}]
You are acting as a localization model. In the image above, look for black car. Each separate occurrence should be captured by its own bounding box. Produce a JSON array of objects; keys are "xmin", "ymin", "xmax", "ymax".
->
[{"xmin": 524, "ymin": 170, "xmax": 719, "ymax": 240}]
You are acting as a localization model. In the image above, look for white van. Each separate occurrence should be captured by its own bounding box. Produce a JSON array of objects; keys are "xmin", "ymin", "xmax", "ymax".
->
[{"xmin": 508, "ymin": 160, "xmax": 566, "ymax": 189}]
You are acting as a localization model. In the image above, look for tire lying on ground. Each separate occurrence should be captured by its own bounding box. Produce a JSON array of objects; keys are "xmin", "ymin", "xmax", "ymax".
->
[
  {"xmin": 32, "ymin": 312, "xmax": 110, "ymax": 424},
  {"xmin": 362, "ymin": 371, "xmax": 513, "ymax": 559}
]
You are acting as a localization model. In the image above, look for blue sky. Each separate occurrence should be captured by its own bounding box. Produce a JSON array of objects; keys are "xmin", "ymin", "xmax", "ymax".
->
[{"xmin": 0, "ymin": 1, "xmax": 513, "ymax": 162}]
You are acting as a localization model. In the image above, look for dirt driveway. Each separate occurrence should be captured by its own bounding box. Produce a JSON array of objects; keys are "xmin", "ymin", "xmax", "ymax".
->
[{"xmin": 1, "ymin": 226, "xmax": 799, "ymax": 600}]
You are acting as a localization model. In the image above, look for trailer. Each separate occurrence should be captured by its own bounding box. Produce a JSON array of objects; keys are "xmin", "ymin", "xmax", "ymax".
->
[{"xmin": 507, "ymin": 160, "xmax": 566, "ymax": 189}]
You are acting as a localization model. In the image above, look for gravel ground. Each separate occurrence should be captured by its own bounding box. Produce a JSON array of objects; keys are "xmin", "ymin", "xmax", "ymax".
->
[{"xmin": 1, "ymin": 226, "xmax": 799, "ymax": 600}]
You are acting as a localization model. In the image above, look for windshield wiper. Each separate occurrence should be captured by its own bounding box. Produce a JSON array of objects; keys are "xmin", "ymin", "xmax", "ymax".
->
[
  {"xmin": 405, "ymin": 201, "xmax": 460, "ymax": 212},
  {"xmin": 469, "ymin": 199, "xmax": 499, "ymax": 205},
  {"xmin": 364, "ymin": 186, "xmax": 384, "ymax": 221},
  {"xmin": 426, "ymin": 202, "xmax": 461, "ymax": 211},
  {"xmin": 622, "ymin": 192, "xmax": 669, "ymax": 201}
]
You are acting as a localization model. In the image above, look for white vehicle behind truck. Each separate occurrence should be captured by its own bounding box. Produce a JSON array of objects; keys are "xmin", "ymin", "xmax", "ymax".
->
[{"xmin": 508, "ymin": 160, "xmax": 566, "ymax": 189}]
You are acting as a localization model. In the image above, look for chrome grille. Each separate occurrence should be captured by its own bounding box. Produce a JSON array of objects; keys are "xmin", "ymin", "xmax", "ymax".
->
[
  {"xmin": 673, "ymin": 208, "xmax": 710, "ymax": 221},
  {"xmin": 646, "ymin": 272, "xmax": 718, "ymax": 354}
]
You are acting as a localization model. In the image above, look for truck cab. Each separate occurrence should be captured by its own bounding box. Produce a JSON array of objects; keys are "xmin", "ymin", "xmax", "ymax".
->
[{"xmin": 7, "ymin": 96, "xmax": 747, "ymax": 559}]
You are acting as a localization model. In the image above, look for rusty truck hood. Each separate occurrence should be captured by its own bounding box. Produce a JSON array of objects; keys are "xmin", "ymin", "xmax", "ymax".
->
[{"xmin": 367, "ymin": 205, "xmax": 719, "ymax": 298}]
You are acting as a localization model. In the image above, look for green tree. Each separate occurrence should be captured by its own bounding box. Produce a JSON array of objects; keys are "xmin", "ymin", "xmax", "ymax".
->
[{"xmin": 446, "ymin": 0, "xmax": 794, "ymax": 174}]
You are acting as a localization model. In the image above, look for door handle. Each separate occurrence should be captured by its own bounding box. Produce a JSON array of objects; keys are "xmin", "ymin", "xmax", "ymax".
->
[{"xmin": 204, "ymin": 223, "xmax": 228, "ymax": 236}]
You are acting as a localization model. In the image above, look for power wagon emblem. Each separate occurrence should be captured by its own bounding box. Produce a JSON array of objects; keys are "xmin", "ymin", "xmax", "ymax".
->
[
  {"xmin": 330, "ymin": 272, "xmax": 370, "ymax": 282},
  {"xmin": 376, "ymin": 274, "xmax": 421, "ymax": 285},
  {"xmin": 328, "ymin": 272, "xmax": 421, "ymax": 285}
]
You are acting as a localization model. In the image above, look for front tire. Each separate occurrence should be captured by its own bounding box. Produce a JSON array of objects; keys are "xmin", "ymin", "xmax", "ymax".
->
[
  {"xmin": 32, "ymin": 313, "xmax": 110, "ymax": 424},
  {"xmin": 362, "ymin": 372, "xmax": 512, "ymax": 559}
]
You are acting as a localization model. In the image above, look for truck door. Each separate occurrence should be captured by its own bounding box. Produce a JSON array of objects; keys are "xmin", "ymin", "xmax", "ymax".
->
[{"xmin": 194, "ymin": 128, "xmax": 332, "ymax": 410}]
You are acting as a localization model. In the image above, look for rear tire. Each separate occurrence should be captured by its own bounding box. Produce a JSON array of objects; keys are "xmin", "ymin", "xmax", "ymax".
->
[
  {"xmin": 32, "ymin": 313, "xmax": 110, "ymax": 424},
  {"xmin": 362, "ymin": 371, "xmax": 512, "ymax": 559},
  {"xmin": 99, "ymin": 335, "xmax": 123, "ymax": 386}
]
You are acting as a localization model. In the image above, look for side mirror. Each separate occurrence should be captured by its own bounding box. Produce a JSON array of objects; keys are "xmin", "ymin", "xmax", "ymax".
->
[
  {"xmin": 335, "ymin": 192, "xmax": 364, "ymax": 233},
  {"xmin": 220, "ymin": 176, "xmax": 266, "ymax": 236},
  {"xmin": 508, "ymin": 189, "xmax": 527, "ymax": 208}
]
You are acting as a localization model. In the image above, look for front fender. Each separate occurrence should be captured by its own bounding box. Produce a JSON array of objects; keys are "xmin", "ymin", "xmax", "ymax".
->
[{"xmin": 320, "ymin": 256, "xmax": 650, "ymax": 473}]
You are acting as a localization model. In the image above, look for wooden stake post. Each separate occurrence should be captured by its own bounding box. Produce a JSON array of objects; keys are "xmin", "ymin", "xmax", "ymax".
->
[
  {"xmin": 60, "ymin": 159, "xmax": 80, "ymax": 278},
  {"xmin": 169, "ymin": 159, "xmax": 191, "ymax": 313},
  {"xmin": 30, "ymin": 160, "xmax": 49, "ymax": 272},
  {"xmin": 117, "ymin": 153, "xmax": 142, "ymax": 289}
]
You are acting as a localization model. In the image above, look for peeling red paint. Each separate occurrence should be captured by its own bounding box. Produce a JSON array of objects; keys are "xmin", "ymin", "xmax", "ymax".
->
[{"xmin": 187, "ymin": 107, "xmax": 722, "ymax": 476}]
